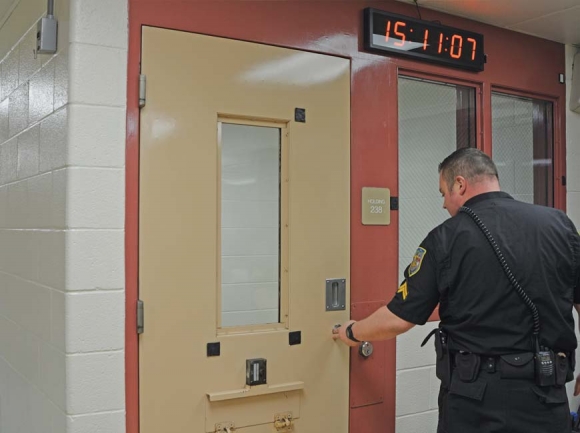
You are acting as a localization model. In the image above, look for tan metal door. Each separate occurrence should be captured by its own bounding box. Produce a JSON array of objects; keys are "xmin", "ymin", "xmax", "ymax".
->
[{"xmin": 139, "ymin": 27, "xmax": 350, "ymax": 433}]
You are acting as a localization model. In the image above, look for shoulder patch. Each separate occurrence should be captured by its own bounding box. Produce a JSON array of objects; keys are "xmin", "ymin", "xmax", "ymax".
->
[{"xmin": 408, "ymin": 247, "xmax": 427, "ymax": 277}]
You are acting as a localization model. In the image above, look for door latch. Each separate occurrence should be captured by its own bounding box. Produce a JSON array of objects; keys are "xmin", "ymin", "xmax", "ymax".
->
[
  {"xmin": 215, "ymin": 422, "xmax": 234, "ymax": 433},
  {"xmin": 274, "ymin": 412, "xmax": 294, "ymax": 431},
  {"xmin": 359, "ymin": 341, "xmax": 374, "ymax": 358}
]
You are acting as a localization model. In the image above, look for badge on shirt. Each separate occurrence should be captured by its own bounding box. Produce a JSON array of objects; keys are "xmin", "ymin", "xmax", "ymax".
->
[
  {"xmin": 397, "ymin": 281, "xmax": 408, "ymax": 300},
  {"xmin": 408, "ymin": 247, "xmax": 427, "ymax": 277}
]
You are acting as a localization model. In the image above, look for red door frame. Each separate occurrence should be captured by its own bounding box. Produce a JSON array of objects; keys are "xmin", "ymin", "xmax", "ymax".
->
[{"xmin": 125, "ymin": 2, "xmax": 567, "ymax": 433}]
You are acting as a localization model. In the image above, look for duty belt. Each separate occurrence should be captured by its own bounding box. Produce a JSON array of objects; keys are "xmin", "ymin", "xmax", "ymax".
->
[{"xmin": 451, "ymin": 352, "xmax": 572, "ymax": 384}]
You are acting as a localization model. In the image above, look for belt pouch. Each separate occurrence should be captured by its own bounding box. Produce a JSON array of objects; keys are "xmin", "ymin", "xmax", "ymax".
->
[
  {"xmin": 455, "ymin": 353, "xmax": 480, "ymax": 383},
  {"xmin": 555, "ymin": 353, "xmax": 568, "ymax": 386},
  {"xmin": 498, "ymin": 353, "xmax": 534, "ymax": 379}
]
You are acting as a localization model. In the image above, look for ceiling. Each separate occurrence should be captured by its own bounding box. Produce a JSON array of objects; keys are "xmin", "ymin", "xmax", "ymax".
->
[
  {"xmin": 396, "ymin": 0, "xmax": 580, "ymax": 45},
  {"xmin": 1, "ymin": 0, "xmax": 579, "ymax": 45}
]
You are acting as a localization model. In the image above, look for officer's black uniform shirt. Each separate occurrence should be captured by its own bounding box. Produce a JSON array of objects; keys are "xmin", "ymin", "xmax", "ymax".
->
[{"xmin": 388, "ymin": 192, "xmax": 580, "ymax": 355}]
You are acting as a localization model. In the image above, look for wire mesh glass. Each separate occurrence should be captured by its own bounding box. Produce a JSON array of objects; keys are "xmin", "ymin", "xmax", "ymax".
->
[
  {"xmin": 398, "ymin": 77, "xmax": 476, "ymax": 282},
  {"xmin": 492, "ymin": 93, "xmax": 553, "ymax": 207}
]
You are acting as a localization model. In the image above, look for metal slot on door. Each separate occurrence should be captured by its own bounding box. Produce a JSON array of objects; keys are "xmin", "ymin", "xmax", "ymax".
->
[
  {"xmin": 246, "ymin": 359, "xmax": 267, "ymax": 386},
  {"xmin": 325, "ymin": 279, "xmax": 346, "ymax": 311}
]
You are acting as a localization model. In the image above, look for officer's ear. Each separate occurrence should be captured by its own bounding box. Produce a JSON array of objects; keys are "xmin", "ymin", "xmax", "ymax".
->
[{"xmin": 455, "ymin": 176, "xmax": 467, "ymax": 195}]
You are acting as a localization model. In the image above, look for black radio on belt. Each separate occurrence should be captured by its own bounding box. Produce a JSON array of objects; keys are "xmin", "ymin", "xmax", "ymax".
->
[{"xmin": 535, "ymin": 349, "xmax": 556, "ymax": 387}]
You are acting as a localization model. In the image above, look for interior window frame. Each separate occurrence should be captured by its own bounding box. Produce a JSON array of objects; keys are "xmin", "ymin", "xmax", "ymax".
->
[
  {"xmin": 216, "ymin": 116, "xmax": 290, "ymax": 335},
  {"xmin": 490, "ymin": 90, "xmax": 555, "ymax": 208}
]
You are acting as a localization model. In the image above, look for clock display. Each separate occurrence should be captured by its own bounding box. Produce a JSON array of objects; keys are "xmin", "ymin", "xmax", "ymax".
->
[{"xmin": 364, "ymin": 8, "xmax": 485, "ymax": 72}]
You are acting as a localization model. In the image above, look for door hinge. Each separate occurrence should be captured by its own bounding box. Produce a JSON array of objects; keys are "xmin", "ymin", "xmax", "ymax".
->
[
  {"xmin": 137, "ymin": 299, "xmax": 144, "ymax": 334},
  {"xmin": 139, "ymin": 74, "xmax": 146, "ymax": 108},
  {"xmin": 562, "ymin": 175, "xmax": 567, "ymax": 186}
]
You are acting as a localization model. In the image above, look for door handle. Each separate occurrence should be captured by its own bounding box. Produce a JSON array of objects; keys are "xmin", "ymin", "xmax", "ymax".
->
[{"xmin": 334, "ymin": 324, "xmax": 373, "ymax": 358}]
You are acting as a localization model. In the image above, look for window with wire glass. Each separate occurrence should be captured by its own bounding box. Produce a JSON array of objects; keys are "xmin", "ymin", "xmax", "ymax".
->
[
  {"xmin": 492, "ymin": 93, "xmax": 553, "ymax": 207},
  {"xmin": 398, "ymin": 76, "xmax": 477, "ymax": 281}
]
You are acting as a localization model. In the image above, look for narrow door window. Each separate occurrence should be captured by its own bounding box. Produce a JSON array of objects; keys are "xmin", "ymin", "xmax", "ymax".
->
[{"xmin": 219, "ymin": 122, "xmax": 284, "ymax": 328}]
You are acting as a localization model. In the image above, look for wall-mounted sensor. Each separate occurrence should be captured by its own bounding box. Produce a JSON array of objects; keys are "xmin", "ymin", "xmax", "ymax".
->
[
  {"xmin": 37, "ymin": 16, "xmax": 57, "ymax": 54},
  {"xmin": 37, "ymin": 0, "xmax": 57, "ymax": 54}
]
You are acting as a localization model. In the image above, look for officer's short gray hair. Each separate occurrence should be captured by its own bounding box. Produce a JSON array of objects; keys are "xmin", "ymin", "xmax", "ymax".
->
[{"xmin": 438, "ymin": 148, "xmax": 499, "ymax": 189}]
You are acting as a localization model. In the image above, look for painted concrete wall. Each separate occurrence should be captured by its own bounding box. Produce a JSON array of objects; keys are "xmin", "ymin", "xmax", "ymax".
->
[
  {"xmin": 0, "ymin": 0, "xmax": 69, "ymax": 431},
  {"xmin": 0, "ymin": 0, "xmax": 127, "ymax": 431},
  {"xmin": 65, "ymin": 0, "xmax": 127, "ymax": 430}
]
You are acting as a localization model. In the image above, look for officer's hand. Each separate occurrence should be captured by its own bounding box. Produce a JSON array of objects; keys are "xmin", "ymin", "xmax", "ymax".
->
[
  {"xmin": 332, "ymin": 321, "xmax": 359, "ymax": 347},
  {"xmin": 574, "ymin": 373, "xmax": 580, "ymax": 396}
]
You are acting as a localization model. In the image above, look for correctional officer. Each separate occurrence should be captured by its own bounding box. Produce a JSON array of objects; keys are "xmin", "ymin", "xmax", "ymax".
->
[{"xmin": 333, "ymin": 148, "xmax": 580, "ymax": 433}]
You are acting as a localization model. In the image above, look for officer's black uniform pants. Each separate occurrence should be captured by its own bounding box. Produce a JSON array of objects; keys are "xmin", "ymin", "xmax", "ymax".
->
[{"xmin": 437, "ymin": 369, "xmax": 570, "ymax": 433}]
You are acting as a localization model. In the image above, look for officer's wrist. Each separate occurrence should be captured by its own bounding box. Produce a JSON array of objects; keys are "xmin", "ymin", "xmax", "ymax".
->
[{"xmin": 346, "ymin": 322, "xmax": 361, "ymax": 343}]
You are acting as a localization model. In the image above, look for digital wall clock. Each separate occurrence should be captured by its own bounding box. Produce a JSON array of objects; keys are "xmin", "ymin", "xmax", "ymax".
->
[{"xmin": 364, "ymin": 8, "xmax": 485, "ymax": 72}]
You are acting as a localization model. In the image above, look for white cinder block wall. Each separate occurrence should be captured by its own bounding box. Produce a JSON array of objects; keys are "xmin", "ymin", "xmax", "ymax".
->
[
  {"xmin": 566, "ymin": 43, "xmax": 580, "ymax": 412},
  {"xmin": 0, "ymin": 0, "xmax": 127, "ymax": 431},
  {"xmin": 65, "ymin": 0, "xmax": 127, "ymax": 430},
  {"xmin": 0, "ymin": 0, "xmax": 70, "ymax": 431}
]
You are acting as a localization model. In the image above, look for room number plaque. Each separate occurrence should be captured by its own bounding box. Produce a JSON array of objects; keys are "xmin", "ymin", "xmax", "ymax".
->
[{"xmin": 362, "ymin": 187, "xmax": 390, "ymax": 225}]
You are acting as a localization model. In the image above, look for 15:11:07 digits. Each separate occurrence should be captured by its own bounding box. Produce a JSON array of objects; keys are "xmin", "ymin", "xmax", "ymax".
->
[{"xmin": 386, "ymin": 20, "xmax": 477, "ymax": 60}]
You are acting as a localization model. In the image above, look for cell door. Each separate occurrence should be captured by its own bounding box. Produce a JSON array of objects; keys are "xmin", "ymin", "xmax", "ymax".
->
[{"xmin": 139, "ymin": 27, "xmax": 351, "ymax": 432}]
